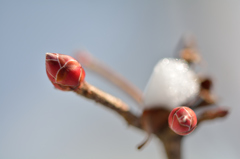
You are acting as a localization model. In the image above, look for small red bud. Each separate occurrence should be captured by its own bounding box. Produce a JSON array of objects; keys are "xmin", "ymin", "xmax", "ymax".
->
[
  {"xmin": 168, "ymin": 106, "xmax": 197, "ymax": 135},
  {"xmin": 45, "ymin": 53, "xmax": 85, "ymax": 91}
]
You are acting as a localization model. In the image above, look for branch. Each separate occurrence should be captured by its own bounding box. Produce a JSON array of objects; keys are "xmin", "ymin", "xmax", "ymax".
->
[
  {"xmin": 75, "ymin": 51, "xmax": 143, "ymax": 104},
  {"xmin": 74, "ymin": 81, "xmax": 142, "ymax": 129},
  {"xmin": 197, "ymin": 108, "xmax": 229, "ymax": 125},
  {"xmin": 157, "ymin": 129, "xmax": 183, "ymax": 159},
  {"xmin": 74, "ymin": 81, "xmax": 184, "ymax": 159},
  {"xmin": 162, "ymin": 136, "xmax": 182, "ymax": 159},
  {"xmin": 46, "ymin": 52, "xmax": 229, "ymax": 159}
]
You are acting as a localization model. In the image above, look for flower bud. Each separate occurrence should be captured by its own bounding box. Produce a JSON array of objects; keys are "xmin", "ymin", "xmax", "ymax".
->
[
  {"xmin": 45, "ymin": 53, "xmax": 85, "ymax": 91},
  {"xmin": 168, "ymin": 106, "xmax": 197, "ymax": 135}
]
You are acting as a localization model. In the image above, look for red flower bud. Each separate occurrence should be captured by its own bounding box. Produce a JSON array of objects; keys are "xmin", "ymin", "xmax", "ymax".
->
[
  {"xmin": 45, "ymin": 53, "xmax": 85, "ymax": 91},
  {"xmin": 168, "ymin": 106, "xmax": 197, "ymax": 135}
]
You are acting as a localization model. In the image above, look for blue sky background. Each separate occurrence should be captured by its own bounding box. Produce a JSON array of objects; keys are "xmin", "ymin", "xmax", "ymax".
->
[{"xmin": 0, "ymin": 0, "xmax": 240, "ymax": 159}]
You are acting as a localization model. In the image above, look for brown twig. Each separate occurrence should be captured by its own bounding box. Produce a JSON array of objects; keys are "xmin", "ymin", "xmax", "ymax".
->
[
  {"xmin": 72, "ymin": 50, "xmax": 228, "ymax": 159},
  {"xmin": 75, "ymin": 51, "xmax": 143, "ymax": 104},
  {"xmin": 73, "ymin": 80, "xmax": 182, "ymax": 159},
  {"xmin": 197, "ymin": 108, "xmax": 229, "ymax": 125},
  {"xmin": 46, "ymin": 35, "xmax": 229, "ymax": 159},
  {"xmin": 73, "ymin": 81, "xmax": 183, "ymax": 159},
  {"xmin": 157, "ymin": 129, "xmax": 183, "ymax": 159},
  {"xmin": 74, "ymin": 81, "xmax": 142, "ymax": 129}
]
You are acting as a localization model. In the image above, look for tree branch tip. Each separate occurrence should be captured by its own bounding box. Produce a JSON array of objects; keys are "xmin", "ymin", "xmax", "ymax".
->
[
  {"xmin": 197, "ymin": 107, "xmax": 229, "ymax": 125},
  {"xmin": 136, "ymin": 134, "xmax": 151, "ymax": 150}
]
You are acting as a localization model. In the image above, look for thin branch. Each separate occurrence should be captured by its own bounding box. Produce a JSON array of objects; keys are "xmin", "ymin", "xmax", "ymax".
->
[
  {"xmin": 75, "ymin": 51, "xmax": 143, "ymax": 104},
  {"xmin": 137, "ymin": 133, "xmax": 152, "ymax": 150},
  {"xmin": 197, "ymin": 108, "xmax": 229, "ymax": 125},
  {"xmin": 74, "ymin": 81, "xmax": 142, "ymax": 129},
  {"xmin": 74, "ymin": 81, "xmax": 183, "ymax": 159}
]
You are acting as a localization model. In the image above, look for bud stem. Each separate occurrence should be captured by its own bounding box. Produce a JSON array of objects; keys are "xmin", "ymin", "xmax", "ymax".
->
[{"xmin": 74, "ymin": 81, "xmax": 141, "ymax": 128}]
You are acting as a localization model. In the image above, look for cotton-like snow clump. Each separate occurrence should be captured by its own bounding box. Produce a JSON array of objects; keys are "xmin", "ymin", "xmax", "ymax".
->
[{"xmin": 143, "ymin": 58, "xmax": 199, "ymax": 110}]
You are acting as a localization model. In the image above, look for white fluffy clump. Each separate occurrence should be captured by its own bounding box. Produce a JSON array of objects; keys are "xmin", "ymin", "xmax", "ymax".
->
[{"xmin": 143, "ymin": 58, "xmax": 199, "ymax": 110}]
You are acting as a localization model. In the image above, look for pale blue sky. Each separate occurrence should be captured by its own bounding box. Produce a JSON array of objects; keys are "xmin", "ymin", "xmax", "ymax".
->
[{"xmin": 0, "ymin": 0, "xmax": 239, "ymax": 159}]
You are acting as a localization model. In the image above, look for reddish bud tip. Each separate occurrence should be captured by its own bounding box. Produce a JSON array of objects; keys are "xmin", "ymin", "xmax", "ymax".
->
[
  {"xmin": 168, "ymin": 106, "xmax": 197, "ymax": 135},
  {"xmin": 45, "ymin": 53, "xmax": 85, "ymax": 91}
]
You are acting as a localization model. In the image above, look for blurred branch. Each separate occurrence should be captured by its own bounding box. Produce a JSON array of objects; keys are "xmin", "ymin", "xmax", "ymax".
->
[
  {"xmin": 157, "ymin": 129, "xmax": 183, "ymax": 159},
  {"xmin": 197, "ymin": 108, "xmax": 229, "ymax": 125},
  {"xmin": 75, "ymin": 51, "xmax": 143, "ymax": 104},
  {"xmin": 162, "ymin": 136, "xmax": 182, "ymax": 159}
]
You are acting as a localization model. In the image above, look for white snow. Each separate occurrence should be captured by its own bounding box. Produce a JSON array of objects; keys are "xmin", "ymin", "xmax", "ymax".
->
[{"xmin": 143, "ymin": 58, "xmax": 199, "ymax": 110}]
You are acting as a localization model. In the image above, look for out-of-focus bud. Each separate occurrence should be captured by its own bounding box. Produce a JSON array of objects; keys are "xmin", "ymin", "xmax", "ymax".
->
[
  {"xmin": 168, "ymin": 106, "xmax": 197, "ymax": 135},
  {"xmin": 200, "ymin": 78, "xmax": 212, "ymax": 90},
  {"xmin": 179, "ymin": 33, "xmax": 201, "ymax": 63},
  {"xmin": 180, "ymin": 48, "xmax": 201, "ymax": 63},
  {"xmin": 45, "ymin": 53, "xmax": 85, "ymax": 91}
]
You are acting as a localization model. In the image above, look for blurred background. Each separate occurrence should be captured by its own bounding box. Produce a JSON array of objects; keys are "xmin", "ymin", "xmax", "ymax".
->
[{"xmin": 0, "ymin": 0, "xmax": 239, "ymax": 159}]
